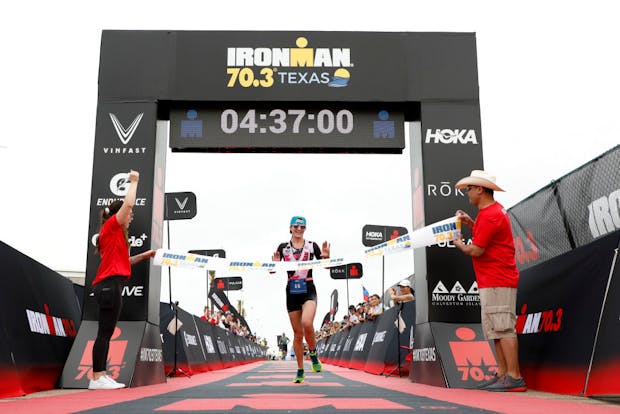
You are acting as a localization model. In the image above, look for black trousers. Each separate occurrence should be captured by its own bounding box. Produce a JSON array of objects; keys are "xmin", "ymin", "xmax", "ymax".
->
[{"xmin": 92, "ymin": 276, "xmax": 125, "ymax": 372}]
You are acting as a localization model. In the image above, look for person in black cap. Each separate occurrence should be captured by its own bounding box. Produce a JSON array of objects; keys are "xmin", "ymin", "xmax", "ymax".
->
[{"xmin": 272, "ymin": 215, "xmax": 330, "ymax": 383}]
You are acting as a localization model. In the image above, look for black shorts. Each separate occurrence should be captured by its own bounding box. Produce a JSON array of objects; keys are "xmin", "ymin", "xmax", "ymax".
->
[{"xmin": 286, "ymin": 281, "xmax": 317, "ymax": 312}]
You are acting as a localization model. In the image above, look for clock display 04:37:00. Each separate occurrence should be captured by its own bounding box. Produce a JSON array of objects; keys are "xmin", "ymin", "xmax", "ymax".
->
[{"xmin": 219, "ymin": 108, "xmax": 353, "ymax": 135}]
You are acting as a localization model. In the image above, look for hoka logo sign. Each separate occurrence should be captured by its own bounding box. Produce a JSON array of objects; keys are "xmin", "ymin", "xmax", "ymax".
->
[
  {"xmin": 588, "ymin": 189, "xmax": 620, "ymax": 238},
  {"xmin": 425, "ymin": 129, "xmax": 478, "ymax": 144}
]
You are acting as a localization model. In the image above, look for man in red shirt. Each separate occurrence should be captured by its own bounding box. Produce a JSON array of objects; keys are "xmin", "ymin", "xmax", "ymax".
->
[{"xmin": 454, "ymin": 170, "xmax": 526, "ymax": 392}]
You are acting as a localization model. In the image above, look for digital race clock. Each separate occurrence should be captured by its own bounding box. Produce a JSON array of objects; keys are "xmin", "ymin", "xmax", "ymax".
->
[{"xmin": 169, "ymin": 105, "xmax": 405, "ymax": 153}]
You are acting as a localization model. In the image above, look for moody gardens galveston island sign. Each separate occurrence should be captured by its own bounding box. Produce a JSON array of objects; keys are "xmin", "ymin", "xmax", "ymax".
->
[{"xmin": 61, "ymin": 31, "xmax": 485, "ymax": 388}]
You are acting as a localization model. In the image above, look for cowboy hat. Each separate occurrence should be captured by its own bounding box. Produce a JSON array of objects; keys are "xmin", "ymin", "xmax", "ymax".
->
[{"xmin": 455, "ymin": 170, "xmax": 505, "ymax": 192}]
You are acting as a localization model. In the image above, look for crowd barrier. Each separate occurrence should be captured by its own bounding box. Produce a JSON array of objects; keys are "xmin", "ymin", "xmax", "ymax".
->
[
  {"xmin": 507, "ymin": 144, "xmax": 620, "ymax": 396},
  {"xmin": 159, "ymin": 303, "xmax": 267, "ymax": 375},
  {"xmin": 0, "ymin": 241, "xmax": 82, "ymax": 398},
  {"xmin": 317, "ymin": 301, "xmax": 415, "ymax": 377}
]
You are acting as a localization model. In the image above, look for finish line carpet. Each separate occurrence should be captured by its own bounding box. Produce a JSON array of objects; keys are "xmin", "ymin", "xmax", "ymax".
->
[{"xmin": 2, "ymin": 361, "xmax": 619, "ymax": 413}]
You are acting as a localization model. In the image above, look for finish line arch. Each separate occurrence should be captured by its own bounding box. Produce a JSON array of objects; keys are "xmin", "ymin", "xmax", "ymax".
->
[{"xmin": 61, "ymin": 31, "xmax": 485, "ymax": 389}]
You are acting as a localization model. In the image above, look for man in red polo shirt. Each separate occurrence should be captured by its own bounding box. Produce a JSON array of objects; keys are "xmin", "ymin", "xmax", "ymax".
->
[{"xmin": 454, "ymin": 170, "xmax": 526, "ymax": 392}]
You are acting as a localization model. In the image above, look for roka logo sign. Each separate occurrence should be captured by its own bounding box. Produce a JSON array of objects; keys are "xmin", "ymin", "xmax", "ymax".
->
[{"xmin": 425, "ymin": 129, "xmax": 478, "ymax": 144}]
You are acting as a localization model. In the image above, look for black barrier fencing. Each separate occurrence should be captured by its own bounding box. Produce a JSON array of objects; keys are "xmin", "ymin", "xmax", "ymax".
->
[
  {"xmin": 318, "ymin": 301, "xmax": 415, "ymax": 377},
  {"xmin": 509, "ymin": 144, "xmax": 620, "ymax": 271},
  {"xmin": 0, "ymin": 241, "xmax": 82, "ymax": 398},
  {"xmin": 159, "ymin": 302, "xmax": 266, "ymax": 376},
  {"xmin": 516, "ymin": 230, "xmax": 620, "ymax": 395}
]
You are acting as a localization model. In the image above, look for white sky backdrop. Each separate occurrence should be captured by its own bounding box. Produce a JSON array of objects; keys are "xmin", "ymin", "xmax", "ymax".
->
[{"xmin": 1, "ymin": 0, "xmax": 619, "ymax": 349}]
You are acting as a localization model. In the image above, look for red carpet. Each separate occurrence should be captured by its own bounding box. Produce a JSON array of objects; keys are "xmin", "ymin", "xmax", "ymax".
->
[{"xmin": 1, "ymin": 361, "xmax": 618, "ymax": 413}]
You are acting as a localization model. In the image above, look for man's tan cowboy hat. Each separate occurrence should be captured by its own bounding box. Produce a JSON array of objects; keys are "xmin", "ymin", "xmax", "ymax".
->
[{"xmin": 455, "ymin": 170, "xmax": 505, "ymax": 192}]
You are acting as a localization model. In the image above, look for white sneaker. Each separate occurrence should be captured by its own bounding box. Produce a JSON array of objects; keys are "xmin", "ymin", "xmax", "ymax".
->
[
  {"xmin": 103, "ymin": 375, "xmax": 126, "ymax": 389},
  {"xmin": 88, "ymin": 375, "xmax": 125, "ymax": 390}
]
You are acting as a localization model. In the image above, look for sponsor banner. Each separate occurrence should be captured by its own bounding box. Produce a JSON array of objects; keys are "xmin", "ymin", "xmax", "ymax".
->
[
  {"xmin": 84, "ymin": 101, "xmax": 161, "ymax": 323},
  {"xmin": 317, "ymin": 302, "xmax": 416, "ymax": 375},
  {"xmin": 330, "ymin": 263, "xmax": 363, "ymax": 279},
  {"xmin": 556, "ymin": 146, "xmax": 620, "ymax": 246},
  {"xmin": 154, "ymin": 249, "xmax": 343, "ymax": 272},
  {"xmin": 60, "ymin": 321, "xmax": 162, "ymax": 388},
  {"xmin": 100, "ymin": 31, "xmax": 478, "ymax": 102},
  {"xmin": 348, "ymin": 319, "xmax": 378, "ymax": 371},
  {"xmin": 0, "ymin": 241, "xmax": 82, "ymax": 398},
  {"xmin": 161, "ymin": 303, "xmax": 206, "ymax": 375},
  {"xmin": 212, "ymin": 276, "xmax": 243, "ymax": 291},
  {"xmin": 208, "ymin": 289, "xmax": 251, "ymax": 334},
  {"xmin": 508, "ymin": 145, "xmax": 620, "ymax": 272},
  {"xmin": 362, "ymin": 224, "xmax": 408, "ymax": 247},
  {"xmin": 408, "ymin": 322, "xmax": 446, "ymax": 387},
  {"xmin": 430, "ymin": 322, "xmax": 497, "ymax": 389},
  {"xmin": 517, "ymin": 231, "xmax": 620, "ymax": 395},
  {"xmin": 165, "ymin": 192, "xmax": 197, "ymax": 220},
  {"xmin": 586, "ymin": 233, "xmax": 620, "ymax": 396},
  {"xmin": 364, "ymin": 216, "xmax": 460, "ymax": 258},
  {"xmin": 363, "ymin": 307, "xmax": 398, "ymax": 375},
  {"xmin": 154, "ymin": 217, "xmax": 458, "ymax": 274},
  {"xmin": 131, "ymin": 322, "xmax": 166, "ymax": 387},
  {"xmin": 189, "ymin": 249, "xmax": 226, "ymax": 258},
  {"xmin": 411, "ymin": 102, "xmax": 483, "ymax": 325}
]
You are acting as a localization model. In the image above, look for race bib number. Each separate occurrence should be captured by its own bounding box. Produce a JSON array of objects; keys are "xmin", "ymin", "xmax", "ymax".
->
[{"xmin": 289, "ymin": 279, "xmax": 307, "ymax": 295}]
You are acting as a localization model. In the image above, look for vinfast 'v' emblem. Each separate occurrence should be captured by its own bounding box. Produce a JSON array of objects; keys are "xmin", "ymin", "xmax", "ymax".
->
[
  {"xmin": 175, "ymin": 197, "xmax": 188, "ymax": 210},
  {"xmin": 109, "ymin": 113, "xmax": 144, "ymax": 144}
]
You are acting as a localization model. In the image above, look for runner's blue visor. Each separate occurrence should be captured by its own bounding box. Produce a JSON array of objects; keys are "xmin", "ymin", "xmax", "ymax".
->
[{"xmin": 290, "ymin": 216, "xmax": 306, "ymax": 226}]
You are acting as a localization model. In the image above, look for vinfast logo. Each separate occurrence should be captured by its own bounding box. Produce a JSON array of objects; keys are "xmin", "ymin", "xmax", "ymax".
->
[
  {"xmin": 431, "ymin": 280, "xmax": 479, "ymax": 306},
  {"xmin": 425, "ymin": 129, "xmax": 478, "ymax": 144},
  {"xmin": 588, "ymin": 188, "xmax": 620, "ymax": 238},
  {"xmin": 175, "ymin": 197, "xmax": 188, "ymax": 210},
  {"xmin": 110, "ymin": 113, "xmax": 143, "ymax": 145},
  {"xmin": 104, "ymin": 113, "xmax": 146, "ymax": 155}
]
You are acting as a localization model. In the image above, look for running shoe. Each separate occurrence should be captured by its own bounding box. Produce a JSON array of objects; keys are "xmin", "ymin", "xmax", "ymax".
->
[
  {"xmin": 88, "ymin": 375, "xmax": 125, "ymax": 390},
  {"xmin": 293, "ymin": 368, "xmax": 305, "ymax": 384},
  {"xmin": 485, "ymin": 374, "xmax": 527, "ymax": 392},
  {"xmin": 477, "ymin": 373, "xmax": 500, "ymax": 389},
  {"xmin": 309, "ymin": 351, "xmax": 322, "ymax": 372}
]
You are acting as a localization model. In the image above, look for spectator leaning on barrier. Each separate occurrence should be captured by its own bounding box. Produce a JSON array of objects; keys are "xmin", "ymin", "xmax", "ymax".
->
[
  {"xmin": 366, "ymin": 294, "xmax": 383, "ymax": 320},
  {"xmin": 454, "ymin": 170, "xmax": 526, "ymax": 392},
  {"xmin": 390, "ymin": 279, "xmax": 415, "ymax": 305}
]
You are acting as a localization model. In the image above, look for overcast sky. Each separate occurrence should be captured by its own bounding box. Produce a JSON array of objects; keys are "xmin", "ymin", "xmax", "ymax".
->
[{"xmin": 1, "ymin": 1, "xmax": 618, "ymax": 348}]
